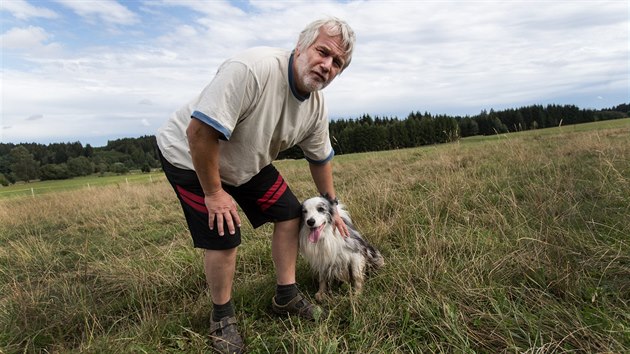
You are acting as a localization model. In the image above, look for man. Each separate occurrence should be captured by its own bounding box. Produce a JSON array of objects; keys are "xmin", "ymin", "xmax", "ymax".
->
[{"xmin": 157, "ymin": 17, "xmax": 355, "ymax": 353}]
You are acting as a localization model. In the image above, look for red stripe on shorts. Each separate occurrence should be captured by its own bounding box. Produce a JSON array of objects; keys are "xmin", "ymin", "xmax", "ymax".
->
[
  {"xmin": 257, "ymin": 175, "xmax": 287, "ymax": 212},
  {"xmin": 176, "ymin": 185, "xmax": 208, "ymax": 214}
]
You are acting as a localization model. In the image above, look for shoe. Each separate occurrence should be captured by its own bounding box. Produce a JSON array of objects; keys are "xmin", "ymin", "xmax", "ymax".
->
[
  {"xmin": 209, "ymin": 316, "xmax": 244, "ymax": 354},
  {"xmin": 271, "ymin": 292, "xmax": 326, "ymax": 321}
]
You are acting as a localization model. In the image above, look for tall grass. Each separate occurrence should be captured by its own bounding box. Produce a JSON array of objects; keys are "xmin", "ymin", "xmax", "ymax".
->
[{"xmin": 1, "ymin": 120, "xmax": 629, "ymax": 353}]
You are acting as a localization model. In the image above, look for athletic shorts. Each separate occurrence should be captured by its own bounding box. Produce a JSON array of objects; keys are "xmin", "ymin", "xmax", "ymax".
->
[{"xmin": 158, "ymin": 149, "xmax": 302, "ymax": 250}]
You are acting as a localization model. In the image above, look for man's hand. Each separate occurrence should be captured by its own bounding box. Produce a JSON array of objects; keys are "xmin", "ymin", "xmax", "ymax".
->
[
  {"xmin": 333, "ymin": 212, "xmax": 349, "ymax": 238},
  {"xmin": 204, "ymin": 189, "xmax": 241, "ymax": 236}
]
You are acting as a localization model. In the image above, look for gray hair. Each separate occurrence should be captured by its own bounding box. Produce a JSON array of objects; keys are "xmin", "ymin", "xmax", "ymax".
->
[{"xmin": 296, "ymin": 17, "xmax": 356, "ymax": 71}]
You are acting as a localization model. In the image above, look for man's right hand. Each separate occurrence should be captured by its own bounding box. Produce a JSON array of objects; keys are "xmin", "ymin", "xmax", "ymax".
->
[{"xmin": 204, "ymin": 188, "xmax": 241, "ymax": 236}]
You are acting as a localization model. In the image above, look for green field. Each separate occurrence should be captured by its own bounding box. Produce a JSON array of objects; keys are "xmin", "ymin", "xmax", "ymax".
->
[
  {"xmin": 0, "ymin": 172, "xmax": 166, "ymax": 199},
  {"xmin": 1, "ymin": 119, "xmax": 629, "ymax": 353}
]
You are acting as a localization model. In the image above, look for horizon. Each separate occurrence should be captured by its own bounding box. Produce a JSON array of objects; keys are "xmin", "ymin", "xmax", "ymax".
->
[{"xmin": 2, "ymin": 102, "xmax": 627, "ymax": 148}]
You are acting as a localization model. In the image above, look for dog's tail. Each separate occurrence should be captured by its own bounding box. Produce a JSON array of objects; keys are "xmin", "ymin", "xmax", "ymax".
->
[{"xmin": 367, "ymin": 244, "xmax": 385, "ymax": 269}]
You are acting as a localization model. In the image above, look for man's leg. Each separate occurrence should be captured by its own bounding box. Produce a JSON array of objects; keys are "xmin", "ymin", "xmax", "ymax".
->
[
  {"xmin": 271, "ymin": 218, "xmax": 300, "ymax": 285},
  {"xmin": 271, "ymin": 218, "xmax": 325, "ymax": 320},
  {"xmin": 204, "ymin": 248, "xmax": 238, "ymax": 305},
  {"xmin": 204, "ymin": 248, "xmax": 244, "ymax": 353}
]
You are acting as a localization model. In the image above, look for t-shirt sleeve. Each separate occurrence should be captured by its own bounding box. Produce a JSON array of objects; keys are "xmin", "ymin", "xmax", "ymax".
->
[
  {"xmin": 190, "ymin": 61, "xmax": 257, "ymax": 140},
  {"xmin": 298, "ymin": 116, "xmax": 335, "ymax": 165}
]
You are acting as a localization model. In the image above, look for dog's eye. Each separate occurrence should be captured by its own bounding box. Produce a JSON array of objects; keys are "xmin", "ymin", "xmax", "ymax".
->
[
  {"xmin": 317, "ymin": 207, "xmax": 326, "ymax": 213},
  {"xmin": 302, "ymin": 208, "xmax": 307, "ymax": 214}
]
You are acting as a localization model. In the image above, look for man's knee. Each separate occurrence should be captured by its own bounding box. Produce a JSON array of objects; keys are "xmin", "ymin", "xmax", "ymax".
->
[{"xmin": 273, "ymin": 218, "xmax": 300, "ymax": 236}]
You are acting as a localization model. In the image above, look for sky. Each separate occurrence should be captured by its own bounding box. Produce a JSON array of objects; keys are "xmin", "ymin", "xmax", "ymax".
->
[{"xmin": 1, "ymin": 0, "xmax": 628, "ymax": 147}]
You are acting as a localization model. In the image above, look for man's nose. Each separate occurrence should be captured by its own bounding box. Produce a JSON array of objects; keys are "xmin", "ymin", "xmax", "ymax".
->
[{"xmin": 320, "ymin": 57, "xmax": 332, "ymax": 72}]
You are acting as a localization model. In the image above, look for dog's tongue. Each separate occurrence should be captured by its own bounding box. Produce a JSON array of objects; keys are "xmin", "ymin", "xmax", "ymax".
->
[{"xmin": 309, "ymin": 224, "xmax": 324, "ymax": 243}]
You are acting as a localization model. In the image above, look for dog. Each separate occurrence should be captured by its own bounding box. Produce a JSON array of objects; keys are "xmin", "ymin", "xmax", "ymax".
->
[{"xmin": 299, "ymin": 195, "xmax": 384, "ymax": 301}]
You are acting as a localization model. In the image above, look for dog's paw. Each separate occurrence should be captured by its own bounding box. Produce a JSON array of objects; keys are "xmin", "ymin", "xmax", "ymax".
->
[{"xmin": 315, "ymin": 291, "xmax": 327, "ymax": 302}]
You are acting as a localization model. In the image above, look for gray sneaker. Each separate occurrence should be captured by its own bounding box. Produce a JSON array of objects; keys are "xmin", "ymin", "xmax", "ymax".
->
[{"xmin": 209, "ymin": 316, "xmax": 244, "ymax": 354}]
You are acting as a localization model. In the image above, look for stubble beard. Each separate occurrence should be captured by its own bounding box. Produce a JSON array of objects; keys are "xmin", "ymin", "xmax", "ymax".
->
[{"xmin": 295, "ymin": 53, "xmax": 328, "ymax": 93}]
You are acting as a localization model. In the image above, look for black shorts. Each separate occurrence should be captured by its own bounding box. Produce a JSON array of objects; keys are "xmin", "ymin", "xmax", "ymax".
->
[{"xmin": 159, "ymin": 150, "xmax": 302, "ymax": 250}]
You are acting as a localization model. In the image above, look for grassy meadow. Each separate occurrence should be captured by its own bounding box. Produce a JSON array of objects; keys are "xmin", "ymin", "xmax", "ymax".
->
[
  {"xmin": 1, "ymin": 119, "xmax": 629, "ymax": 353},
  {"xmin": 0, "ymin": 172, "xmax": 166, "ymax": 199}
]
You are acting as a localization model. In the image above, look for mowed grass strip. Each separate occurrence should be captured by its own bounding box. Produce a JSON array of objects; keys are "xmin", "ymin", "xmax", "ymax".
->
[
  {"xmin": 0, "ymin": 172, "xmax": 166, "ymax": 199},
  {"xmin": 1, "ymin": 119, "xmax": 629, "ymax": 353}
]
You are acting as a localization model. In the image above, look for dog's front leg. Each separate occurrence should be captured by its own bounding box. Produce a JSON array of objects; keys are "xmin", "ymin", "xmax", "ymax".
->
[{"xmin": 315, "ymin": 274, "xmax": 328, "ymax": 301}]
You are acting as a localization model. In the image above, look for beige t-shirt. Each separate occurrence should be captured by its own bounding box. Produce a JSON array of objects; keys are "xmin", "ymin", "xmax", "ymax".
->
[{"xmin": 157, "ymin": 47, "xmax": 334, "ymax": 186}]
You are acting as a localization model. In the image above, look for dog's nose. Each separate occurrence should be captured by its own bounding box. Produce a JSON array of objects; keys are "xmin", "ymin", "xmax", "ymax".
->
[{"xmin": 306, "ymin": 218, "xmax": 315, "ymax": 227}]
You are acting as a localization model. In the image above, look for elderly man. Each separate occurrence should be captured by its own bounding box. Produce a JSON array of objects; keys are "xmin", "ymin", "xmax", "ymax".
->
[{"xmin": 157, "ymin": 17, "xmax": 355, "ymax": 353}]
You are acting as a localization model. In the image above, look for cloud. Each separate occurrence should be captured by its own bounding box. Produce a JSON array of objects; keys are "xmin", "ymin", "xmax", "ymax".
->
[
  {"xmin": 1, "ymin": 0, "xmax": 58, "ymax": 20},
  {"xmin": 2, "ymin": 26, "xmax": 51, "ymax": 49},
  {"xmin": 26, "ymin": 114, "xmax": 44, "ymax": 121},
  {"xmin": 0, "ymin": 25, "xmax": 63, "ymax": 58},
  {"xmin": 54, "ymin": 0, "xmax": 138, "ymax": 26}
]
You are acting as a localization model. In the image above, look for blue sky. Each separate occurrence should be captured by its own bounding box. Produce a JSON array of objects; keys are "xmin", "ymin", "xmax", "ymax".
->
[{"xmin": 1, "ymin": 0, "xmax": 628, "ymax": 146}]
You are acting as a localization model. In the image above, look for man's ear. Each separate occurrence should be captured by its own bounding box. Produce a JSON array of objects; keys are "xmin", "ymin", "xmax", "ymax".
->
[{"xmin": 294, "ymin": 45, "xmax": 304, "ymax": 57}]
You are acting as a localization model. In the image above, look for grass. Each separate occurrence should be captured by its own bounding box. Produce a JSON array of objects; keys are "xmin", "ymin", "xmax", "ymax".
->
[
  {"xmin": 1, "ymin": 119, "xmax": 629, "ymax": 353},
  {"xmin": 0, "ymin": 172, "xmax": 166, "ymax": 199}
]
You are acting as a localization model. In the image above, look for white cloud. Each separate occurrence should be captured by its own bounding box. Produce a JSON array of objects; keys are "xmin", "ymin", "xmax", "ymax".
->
[
  {"xmin": 0, "ymin": 25, "xmax": 62, "ymax": 57},
  {"xmin": 26, "ymin": 114, "xmax": 44, "ymax": 121},
  {"xmin": 1, "ymin": 26, "xmax": 49, "ymax": 48},
  {"xmin": 54, "ymin": 0, "xmax": 138, "ymax": 26},
  {"xmin": 1, "ymin": 0, "xmax": 58, "ymax": 20}
]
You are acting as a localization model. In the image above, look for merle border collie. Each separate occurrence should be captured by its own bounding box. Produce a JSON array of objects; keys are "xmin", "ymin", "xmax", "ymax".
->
[{"xmin": 299, "ymin": 195, "xmax": 384, "ymax": 301}]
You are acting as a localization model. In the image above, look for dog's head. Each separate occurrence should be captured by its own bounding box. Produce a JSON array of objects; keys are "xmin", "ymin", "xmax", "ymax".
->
[{"xmin": 301, "ymin": 196, "xmax": 336, "ymax": 243}]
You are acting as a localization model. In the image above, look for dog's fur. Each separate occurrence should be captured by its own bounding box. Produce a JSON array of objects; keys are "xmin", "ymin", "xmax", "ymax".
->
[{"xmin": 299, "ymin": 196, "xmax": 384, "ymax": 301}]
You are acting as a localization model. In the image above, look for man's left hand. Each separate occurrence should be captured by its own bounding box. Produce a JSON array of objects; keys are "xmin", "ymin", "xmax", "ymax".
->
[{"xmin": 333, "ymin": 212, "xmax": 350, "ymax": 237}]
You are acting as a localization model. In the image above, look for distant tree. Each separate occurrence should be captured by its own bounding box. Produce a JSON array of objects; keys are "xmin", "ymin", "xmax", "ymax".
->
[
  {"xmin": 458, "ymin": 117, "xmax": 479, "ymax": 137},
  {"xmin": 9, "ymin": 146, "xmax": 40, "ymax": 182},
  {"xmin": 40, "ymin": 164, "xmax": 70, "ymax": 180},
  {"xmin": 0, "ymin": 153, "xmax": 11, "ymax": 178},
  {"xmin": 111, "ymin": 162, "xmax": 129, "ymax": 174},
  {"xmin": 0, "ymin": 173, "xmax": 9, "ymax": 186},
  {"xmin": 141, "ymin": 163, "xmax": 151, "ymax": 173},
  {"xmin": 83, "ymin": 144, "xmax": 94, "ymax": 157},
  {"xmin": 596, "ymin": 111, "xmax": 627, "ymax": 121},
  {"xmin": 610, "ymin": 103, "xmax": 629, "ymax": 114},
  {"xmin": 67, "ymin": 156, "xmax": 93, "ymax": 177},
  {"xmin": 67, "ymin": 141, "xmax": 84, "ymax": 158},
  {"xmin": 277, "ymin": 145, "xmax": 304, "ymax": 160},
  {"xmin": 476, "ymin": 115, "xmax": 508, "ymax": 135},
  {"xmin": 94, "ymin": 163, "xmax": 108, "ymax": 175},
  {"xmin": 54, "ymin": 147, "xmax": 69, "ymax": 164}
]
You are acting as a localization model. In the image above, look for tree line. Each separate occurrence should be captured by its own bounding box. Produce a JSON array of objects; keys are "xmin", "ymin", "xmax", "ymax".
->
[
  {"xmin": 1, "ymin": 103, "xmax": 627, "ymax": 185},
  {"xmin": 0, "ymin": 136, "xmax": 160, "ymax": 185}
]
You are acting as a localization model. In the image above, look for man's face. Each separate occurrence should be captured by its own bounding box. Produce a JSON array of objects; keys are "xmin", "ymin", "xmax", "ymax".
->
[{"xmin": 294, "ymin": 29, "xmax": 348, "ymax": 95}]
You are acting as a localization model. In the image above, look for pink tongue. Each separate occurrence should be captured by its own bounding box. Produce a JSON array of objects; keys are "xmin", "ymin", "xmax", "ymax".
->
[{"xmin": 308, "ymin": 225, "xmax": 323, "ymax": 243}]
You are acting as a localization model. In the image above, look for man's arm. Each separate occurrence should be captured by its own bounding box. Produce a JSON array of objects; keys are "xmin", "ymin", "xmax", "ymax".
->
[
  {"xmin": 309, "ymin": 161, "xmax": 349, "ymax": 237},
  {"xmin": 186, "ymin": 118, "xmax": 241, "ymax": 236}
]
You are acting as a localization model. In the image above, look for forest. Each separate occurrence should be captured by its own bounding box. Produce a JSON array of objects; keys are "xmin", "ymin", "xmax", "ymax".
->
[{"xmin": 1, "ymin": 103, "xmax": 627, "ymax": 185}]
